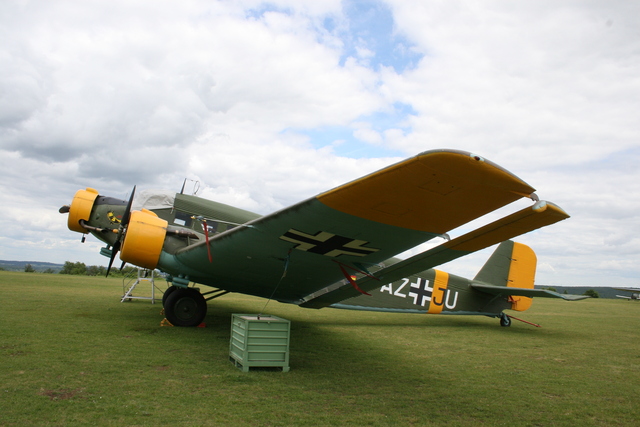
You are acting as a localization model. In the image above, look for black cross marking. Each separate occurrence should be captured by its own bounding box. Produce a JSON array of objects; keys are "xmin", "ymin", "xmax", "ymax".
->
[
  {"xmin": 408, "ymin": 278, "xmax": 432, "ymax": 307},
  {"xmin": 280, "ymin": 229, "xmax": 380, "ymax": 258}
]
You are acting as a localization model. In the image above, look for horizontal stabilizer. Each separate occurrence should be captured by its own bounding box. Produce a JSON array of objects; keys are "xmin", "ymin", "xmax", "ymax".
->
[
  {"xmin": 471, "ymin": 284, "xmax": 589, "ymax": 300},
  {"xmin": 301, "ymin": 200, "xmax": 569, "ymax": 308}
]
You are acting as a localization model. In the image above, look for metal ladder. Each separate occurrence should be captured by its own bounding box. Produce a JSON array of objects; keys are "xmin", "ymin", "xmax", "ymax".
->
[{"xmin": 121, "ymin": 268, "xmax": 163, "ymax": 303}]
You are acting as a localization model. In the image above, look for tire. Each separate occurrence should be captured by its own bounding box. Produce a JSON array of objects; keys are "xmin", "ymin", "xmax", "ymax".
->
[
  {"xmin": 500, "ymin": 313, "xmax": 511, "ymax": 327},
  {"xmin": 164, "ymin": 287, "xmax": 207, "ymax": 327},
  {"xmin": 162, "ymin": 285, "xmax": 178, "ymax": 307}
]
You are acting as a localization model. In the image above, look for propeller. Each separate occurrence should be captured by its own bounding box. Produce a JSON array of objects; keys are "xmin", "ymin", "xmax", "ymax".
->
[{"xmin": 106, "ymin": 186, "xmax": 136, "ymax": 276}]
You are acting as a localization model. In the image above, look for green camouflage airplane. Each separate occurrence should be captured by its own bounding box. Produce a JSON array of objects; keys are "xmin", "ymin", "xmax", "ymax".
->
[{"xmin": 60, "ymin": 149, "xmax": 586, "ymax": 327}]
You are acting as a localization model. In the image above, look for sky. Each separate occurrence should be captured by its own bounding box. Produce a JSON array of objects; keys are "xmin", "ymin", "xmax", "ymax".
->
[{"xmin": 1, "ymin": 0, "xmax": 639, "ymax": 287}]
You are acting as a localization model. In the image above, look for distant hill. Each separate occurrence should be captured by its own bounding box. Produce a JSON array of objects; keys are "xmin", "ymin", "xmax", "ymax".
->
[{"xmin": 0, "ymin": 260, "xmax": 64, "ymax": 273}]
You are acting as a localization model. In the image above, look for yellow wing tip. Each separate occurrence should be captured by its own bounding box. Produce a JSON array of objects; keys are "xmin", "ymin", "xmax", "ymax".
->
[
  {"xmin": 415, "ymin": 149, "xmax": 536, "ymax": 194},
  {"xmin": 318, "ymin": 149, "xmax": 538, "ymax": 232},
  {"xmin": 533, "ymin": 201, "xmax": 570, "ymax": 219}
]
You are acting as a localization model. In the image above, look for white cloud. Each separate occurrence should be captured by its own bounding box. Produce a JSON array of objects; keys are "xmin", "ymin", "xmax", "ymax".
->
[
  {"xmin": 1, "ymin": 0, "xmax": 638, "ymax": 289},
  {"xmin": 384, "ymin": 1, "xmax": 640, "ymax": 167}
]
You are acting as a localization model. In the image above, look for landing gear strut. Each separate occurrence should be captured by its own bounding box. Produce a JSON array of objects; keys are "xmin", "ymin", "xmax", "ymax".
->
[
  {"xmin": 163, "ymin": 287, "xmax": 207, "ymax": 327},
  {"xmin": 499, "ymin": 312, "xmax": 511, "ymax": 327}
]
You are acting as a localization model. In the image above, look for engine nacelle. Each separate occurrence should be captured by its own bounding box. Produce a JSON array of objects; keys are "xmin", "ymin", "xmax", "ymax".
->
[
  {"xmin": 120, "ymin": 209, "xmax": 168, "ymax": 270},
  {"xmin": 68, "ymin": 188, "xmax": 100, "ymax": 233}
]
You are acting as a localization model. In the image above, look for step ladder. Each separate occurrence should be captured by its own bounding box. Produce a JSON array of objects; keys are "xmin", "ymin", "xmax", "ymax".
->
[{"xmin": 121, "ymin": 268, "xmax": 163, "ymax": 303}]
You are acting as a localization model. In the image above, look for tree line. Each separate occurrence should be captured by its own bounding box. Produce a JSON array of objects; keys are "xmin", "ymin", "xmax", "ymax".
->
[
  {"xmin": 59, "ymin": 261, "xmax": 139, "ymax": 277},
  {"xmin": 21, "ymin": 261, "xmax": 139, "ymax": 277}
]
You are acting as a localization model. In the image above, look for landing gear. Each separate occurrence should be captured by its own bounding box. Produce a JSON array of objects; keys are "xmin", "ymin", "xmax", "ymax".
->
[
  {"xmin": 499, "ymin": 313, "xmax": 511, "ymax": 327},
  {"xmin": 163, "ymin": 287, "xmax": 207, "ymax": 327}
]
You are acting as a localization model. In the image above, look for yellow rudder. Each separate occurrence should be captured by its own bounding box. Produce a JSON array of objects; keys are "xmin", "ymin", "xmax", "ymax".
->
[{"xmin": 506, "ymin": 242, "xmax": 537, "ymax": 311}]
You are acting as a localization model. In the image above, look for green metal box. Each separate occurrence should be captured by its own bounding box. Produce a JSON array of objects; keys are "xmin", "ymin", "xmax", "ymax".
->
[{"xmin": 229, "ymin": 314, "xmax": 290, "ymax": 372}]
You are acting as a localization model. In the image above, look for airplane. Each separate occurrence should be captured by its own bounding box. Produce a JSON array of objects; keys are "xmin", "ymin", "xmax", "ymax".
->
[
  {"xmin": 614, "ymin": 288, "xmax": 640, "ymax": 300},
  {"xmin": 60, "ymin": 149, "xmax": 587, "ymax": 328}
]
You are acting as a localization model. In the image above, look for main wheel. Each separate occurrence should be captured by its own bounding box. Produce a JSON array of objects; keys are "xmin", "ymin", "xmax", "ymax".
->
[
  {"xmin": 164, "ymin": 287, "xmax": 207, "ymax": 327},
  {"xmin": 499, "ymin": 313, "xmax": 511, "ymax": 327},
  {"xmin": 162, "ymin": 285, "xmax": 177, "ymax": 307}
]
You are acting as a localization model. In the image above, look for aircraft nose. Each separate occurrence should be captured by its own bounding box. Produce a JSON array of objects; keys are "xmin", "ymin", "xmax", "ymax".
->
[
  {"xmin": 66, "ymin": 188, "xmax": 100, "ymax": 233},
  {"xmin": 59, "ymin": 205, "xmax": 70, "ymax": 214}
]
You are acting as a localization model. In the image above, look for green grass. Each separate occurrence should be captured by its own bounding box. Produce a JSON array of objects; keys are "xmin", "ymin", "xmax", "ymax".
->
[{"xmin": 1, "ymin": 271, "xmax": 639, "ymax": 426}]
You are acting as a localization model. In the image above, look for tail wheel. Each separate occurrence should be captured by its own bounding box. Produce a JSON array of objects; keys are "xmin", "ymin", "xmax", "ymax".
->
[
  {"xmin": 164, "ymin": 287, "xmax": 207, "ymax": 327},
  {"xmin": 499, "ymin": 313, "xmax": 512, "ymax": 327}
]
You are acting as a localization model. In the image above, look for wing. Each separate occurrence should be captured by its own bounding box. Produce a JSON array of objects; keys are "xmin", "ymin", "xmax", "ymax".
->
[{"xmin": 162, "ymin": 149, "xmax": 552, "ymax": 304}]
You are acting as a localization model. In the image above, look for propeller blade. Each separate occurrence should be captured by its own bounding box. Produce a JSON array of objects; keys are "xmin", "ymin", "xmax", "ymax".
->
[
  {"xmin": 106, "ymin": 240, "xmax": 121, "ymax": 277},
  {"xmin": 121, "ymin": 185, "xmax": 136, "ymax": 227},
  {"xmin": 105, "ymin": 185, "xmax": 136, "ymax": 277}
]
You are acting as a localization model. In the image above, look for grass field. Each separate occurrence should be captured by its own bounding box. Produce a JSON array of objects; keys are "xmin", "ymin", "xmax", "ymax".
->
[{"xmin": 1, "ymin": 271, "xmax": 639, "ymax": 426}]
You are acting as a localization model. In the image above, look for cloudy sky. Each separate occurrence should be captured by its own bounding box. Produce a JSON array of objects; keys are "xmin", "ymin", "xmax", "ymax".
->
[{"xmin": 1, "ymin": 0, "xmax": 639, "ymax": 288}]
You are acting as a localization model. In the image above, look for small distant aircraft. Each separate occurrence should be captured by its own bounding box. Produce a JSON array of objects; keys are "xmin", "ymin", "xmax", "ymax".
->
[
  {"xmin": 614, "ymin": 288, "xmax": 640, "ymax": 300},
  {"xmin": 60, "ymin": 149, "xmax": 586, "ymax": 327}
]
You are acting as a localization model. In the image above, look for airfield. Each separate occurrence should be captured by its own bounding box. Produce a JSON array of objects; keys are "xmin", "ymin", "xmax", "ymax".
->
[{"xmin": 1, "ymin": 271, "xmax": 639, "ymax": 426}]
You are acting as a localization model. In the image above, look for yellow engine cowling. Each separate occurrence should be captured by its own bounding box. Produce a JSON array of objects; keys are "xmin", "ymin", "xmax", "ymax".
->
[
  {"xmin": 120, "ymin": 209, "xmax": 168, "ymax": 270},
  {"xmin": 68, "ymin": 188, "xmax": 100, "ymax": 233}
]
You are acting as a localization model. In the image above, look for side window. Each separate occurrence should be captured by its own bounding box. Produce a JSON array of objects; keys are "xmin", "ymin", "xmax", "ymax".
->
[
  {"xmin": 206, "ymin": 221, "xmax": 219, "ymax": 234},
  {"xmin": 172, "ymin": 212, "xmax": 235, "ymax": 235},
  {"xmin": 205, "ymin": 221, "xmax": 230, "ymax": 235},
  {"xmin": 173, "ymin": 211, "xmax": 193, "ymax": 228}
]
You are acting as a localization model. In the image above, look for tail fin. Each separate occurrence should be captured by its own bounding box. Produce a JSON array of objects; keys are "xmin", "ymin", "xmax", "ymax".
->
[{"xmin": 474, "ymin": 240, "xmax": 537, "ymax": 311}]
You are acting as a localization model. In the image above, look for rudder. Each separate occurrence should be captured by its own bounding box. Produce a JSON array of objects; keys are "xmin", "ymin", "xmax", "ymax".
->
[{"xmin": 474, "ymin": 241, "xmax": 537, "ymax": 311}]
